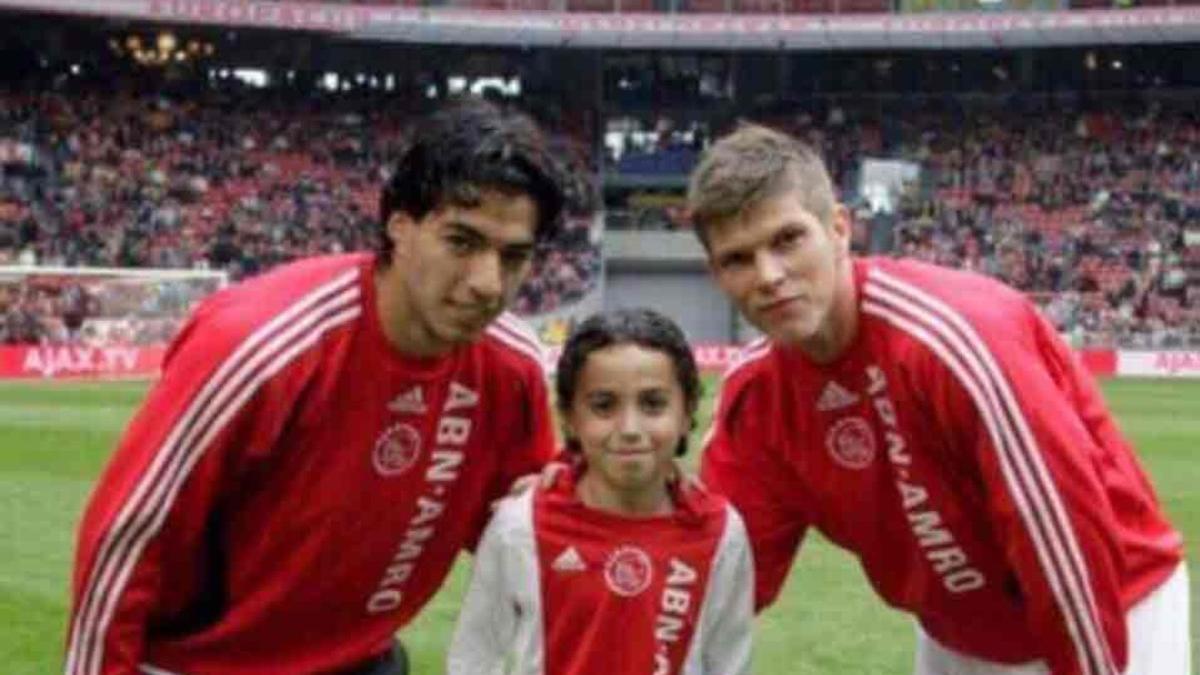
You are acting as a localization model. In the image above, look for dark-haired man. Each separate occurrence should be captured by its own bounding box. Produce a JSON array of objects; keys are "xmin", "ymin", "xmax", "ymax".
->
[{"xmin": 67, "ymin": 99, "xmax": 568, "ymax": 675}]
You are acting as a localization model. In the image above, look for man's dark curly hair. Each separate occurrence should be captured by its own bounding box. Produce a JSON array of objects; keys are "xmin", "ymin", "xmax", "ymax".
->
[
  {"xmin": 555, "ymin": 308, "xmax": 702, "ymax": 458},
  {"xmin": 377, "ymin": 98, "xmax": 567, "ymax": 263}
]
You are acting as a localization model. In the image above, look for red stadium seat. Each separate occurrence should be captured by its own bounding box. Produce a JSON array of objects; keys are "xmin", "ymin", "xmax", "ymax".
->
[
  {"xmin": 617, "ymin": 0, "xmax": 655, "ymax": 12},
  {"xmin": 566, "ymin": 0, "xmax": 616, "ymax": 11},
  {"xmin": 461, "ymin": 0, "xmax": 509, "ymax": 9},
  {"xmin": 683, "ymin": 0, "xmax": 727, "ymax": 10},
  {"xmin": 734, "ymin": 0, "xmax": 786, "ymax": 12},
  {"xmin": 790, "ymin": 0, "xmax": 835, "ymax": 12},
  {"xmin": 834, "ymin": 0, "xmax": 891, "ymax": 12}
]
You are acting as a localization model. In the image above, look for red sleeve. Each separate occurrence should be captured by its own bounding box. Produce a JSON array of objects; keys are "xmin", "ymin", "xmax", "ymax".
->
[
  {"xmin": 65, "ymin": 311, "xmax": 315, "ymax": 675},
  {"xmin": 925, "ymin": 305, "xmax": 1125, "ymax": 675},
  {"xmin": 700, "ymin": 370, "xmax": 808, "ymax": 612}
]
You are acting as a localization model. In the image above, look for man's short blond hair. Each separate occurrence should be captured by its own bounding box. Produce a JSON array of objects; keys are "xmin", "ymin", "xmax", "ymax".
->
[{"xmin": 687, "ymin": 123, "xmax": 837, "ymax": 246}]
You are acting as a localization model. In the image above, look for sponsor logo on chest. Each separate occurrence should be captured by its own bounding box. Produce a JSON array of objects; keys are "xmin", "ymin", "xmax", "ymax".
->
[
  {"xmin": 365, "ymin": 382, "xmax": 479, "ymax": 614},
  {"xmin": 388, "ymin": 385, "xmax": 427, "ymax": 414},
  {"xmin": 653, "ymin": 558, "xmax": 698, "ymax": 675},
  {"xmin": 817, "ymin": 380, "xmax": 860, "ymax": 412},
  {"xmin": 866, "ymin": 365, "xmax": 986, "ymax": 594},
  {"xmin": 552, "ymin": 546, "xmax": 588, "ymax": 573}
]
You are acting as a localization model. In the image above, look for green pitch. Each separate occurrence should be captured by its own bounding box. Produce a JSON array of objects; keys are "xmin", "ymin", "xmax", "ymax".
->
[{"xmin": 1, "ymin": 378, "xmax": 1196, "ymax": 673}]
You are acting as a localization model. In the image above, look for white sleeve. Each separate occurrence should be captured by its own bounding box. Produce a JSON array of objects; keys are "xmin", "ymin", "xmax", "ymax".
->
[
  {"xmin": 698, "ymin": 505, "xmax": 754, "ymax": 675},
  {"xmin": 446, "ymin": 494, "xmax": 530, "ymax": 675}
]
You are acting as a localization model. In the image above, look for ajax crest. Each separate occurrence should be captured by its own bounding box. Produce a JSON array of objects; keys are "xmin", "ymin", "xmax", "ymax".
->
[
  {"xmin": 604, "ymin": 546, "xmax": 653, "ymax": 597},
  {"xmin": 826, "ymin": 417, "xmax": 876, "ymax": 469},
  {"xmin": 373, "ymin": 423, "xmax": 422, "ymax": 477}
]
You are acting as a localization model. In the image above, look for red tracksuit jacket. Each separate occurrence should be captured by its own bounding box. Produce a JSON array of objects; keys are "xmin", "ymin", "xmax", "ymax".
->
[
  {"xmin": 447, "ymin": 472, "xmax": 754, "ymax": 674},
  {"xmin": 66, "ymin": 253, "xmax": 555, "ymax": 674},
  {"xmin": 702, "ymin": 257, "xmax": 1183, "ymax": 675}
]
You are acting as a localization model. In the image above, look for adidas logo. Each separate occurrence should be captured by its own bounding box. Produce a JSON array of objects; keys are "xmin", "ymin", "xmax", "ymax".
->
[
  {"xmin": 388, "ymin": 386, "xmax": 427, "ymax": 414},
  {"xmin": 816, "ymin": 381, "xmax": 860, "ymax": 412},
  {"xmin": 552, "ymin": 546, "xmax": 587, "ymax": 573}
]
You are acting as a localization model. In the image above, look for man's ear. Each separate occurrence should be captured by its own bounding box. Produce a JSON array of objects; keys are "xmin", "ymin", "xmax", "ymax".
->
[
  {"xmin": 831, "ymin": 203, "xmax": 853, "ymax": 257},
  {"xmin": 386, "ymin": 212, "xmax": 416, "ymax": 260}
]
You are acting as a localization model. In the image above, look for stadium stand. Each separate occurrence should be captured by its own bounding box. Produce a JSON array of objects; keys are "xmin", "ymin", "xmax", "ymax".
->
[
  {"xmin": 604, "ymin": 97, "xmax": 1198, "ymax": 347},
  {"xmin": 2, "ymin": 83, "xmax": 1195, "ymax": 347},
  {"xmin": 0, "ymin": 11, "xmax": 1195, "ymax": 350},
  {"xmin": 0, "ymin": 83, "xmax": 600, "ymax": 342}
]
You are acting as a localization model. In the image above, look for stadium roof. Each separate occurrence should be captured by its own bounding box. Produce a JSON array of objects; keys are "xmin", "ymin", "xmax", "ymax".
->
[{"xmin": 1, "ymin": 0, "xmax": 1199, "ymax": 49}]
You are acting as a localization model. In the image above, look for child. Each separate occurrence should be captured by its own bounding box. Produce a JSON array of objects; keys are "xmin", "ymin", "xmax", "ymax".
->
[{"xmin": 447, "ymin": 308, "xmax": 753, "ymax": 675}]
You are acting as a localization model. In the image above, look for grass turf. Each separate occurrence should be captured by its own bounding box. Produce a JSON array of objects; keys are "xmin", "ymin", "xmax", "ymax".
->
[{"xmin": 0, "ymin": 377, "xmax": 1195, "ymax": 673}]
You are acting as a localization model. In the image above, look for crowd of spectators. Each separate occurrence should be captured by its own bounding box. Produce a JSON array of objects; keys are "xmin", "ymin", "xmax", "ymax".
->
[
  {"xmin": 612, "ymin": 96, "xmax": 1198, "ymax": 347},
  {"xmin": 0, "ymin": 83, "xmax": 600, "ymax": 345},
  {"xmin": 2, "ymin": 82, "xmax": 1196, "ymax": 349},
  {"xmin": 882, "ymin": 98, "xmax": 1199, "ymax": 348}
]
